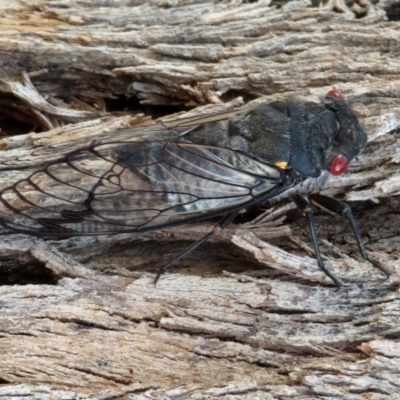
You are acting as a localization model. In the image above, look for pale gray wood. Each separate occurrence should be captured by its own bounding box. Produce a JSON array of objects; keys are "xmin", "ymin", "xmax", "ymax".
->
[{"xmin": 0, "ymin": 1, "xmax": 399, "ymax": 399}]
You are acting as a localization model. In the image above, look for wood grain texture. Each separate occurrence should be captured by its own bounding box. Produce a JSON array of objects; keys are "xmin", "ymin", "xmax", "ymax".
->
[{"xmin": 0, "ymin": 1, "xmax": 399, "ymax": 399}]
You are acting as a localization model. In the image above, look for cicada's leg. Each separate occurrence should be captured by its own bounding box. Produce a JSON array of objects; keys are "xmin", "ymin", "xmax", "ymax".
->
[
  {"xmin": 293, "ymin": 194, "xmax": 341, "ymax": 287},
  {"xmin": 154, "ymin": 211, "xmax": 239, "ymax": 284},
  {"xmin": 309, "ymin": 193, "xmax": 390, "ymax": 279}
]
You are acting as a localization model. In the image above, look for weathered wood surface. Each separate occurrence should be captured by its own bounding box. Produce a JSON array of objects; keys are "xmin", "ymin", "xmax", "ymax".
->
[{"xmin": 0, "ymin": 1, "xmax": 399, "ymax": 399}]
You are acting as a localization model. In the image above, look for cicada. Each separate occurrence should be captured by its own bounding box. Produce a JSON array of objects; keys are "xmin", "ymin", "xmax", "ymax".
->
[{"xmin": 0, "ymin": 90, "xmax": 387, "ymax": 286}]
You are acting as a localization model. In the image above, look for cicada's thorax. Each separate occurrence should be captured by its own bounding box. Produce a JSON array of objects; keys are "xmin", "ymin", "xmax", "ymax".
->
[{"xmin": 187, "ymin": 95, "xmax": 366, "ymax": 185}]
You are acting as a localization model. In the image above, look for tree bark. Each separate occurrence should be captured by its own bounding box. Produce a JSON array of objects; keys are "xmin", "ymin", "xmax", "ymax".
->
[{"xmin": 0, "ymin": 1, "xmax": 399, "ymax": 399}]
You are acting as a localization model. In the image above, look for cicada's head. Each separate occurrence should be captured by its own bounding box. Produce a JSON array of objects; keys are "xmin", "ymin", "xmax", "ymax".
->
[{"xmin": 323, "ymin": 90, "xmax": 367, "ymax": 176}]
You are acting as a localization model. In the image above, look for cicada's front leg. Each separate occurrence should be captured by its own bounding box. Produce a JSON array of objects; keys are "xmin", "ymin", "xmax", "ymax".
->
[{"xmin": 309, "ymin": 193, "xmax": 389, "ymax": 279}]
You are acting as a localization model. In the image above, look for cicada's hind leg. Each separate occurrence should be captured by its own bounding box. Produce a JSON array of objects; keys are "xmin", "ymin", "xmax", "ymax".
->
[
  {"xmin": 154, "ymin": 211, "xmax": 239, "ymax": 284},
  {"xmin": 309, "ymin": 193, "xmax": 390, "ymax": 279},
  {"xmin": 292, "ymin": 194, "xmax": 341, "ymax": 287}
]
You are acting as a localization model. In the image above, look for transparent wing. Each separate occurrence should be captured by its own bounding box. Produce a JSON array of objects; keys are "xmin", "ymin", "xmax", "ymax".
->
[{"xmin": 0, "ymin": 138, "xmax": 282, "ymax": 236}]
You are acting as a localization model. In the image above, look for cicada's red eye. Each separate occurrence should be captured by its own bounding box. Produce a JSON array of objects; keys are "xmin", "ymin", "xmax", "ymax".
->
[
  {"xmin": 327, "ymin": 89, "xmax": 344, "ymax": 100},
  {"xmin": 330, "ymin": 154, "xmax": 348, "ymax": 175}
]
